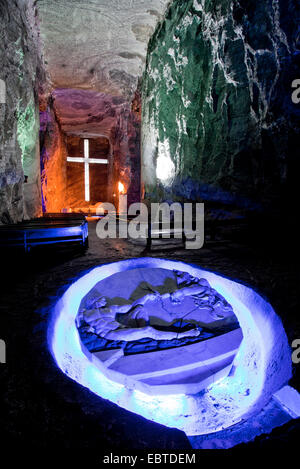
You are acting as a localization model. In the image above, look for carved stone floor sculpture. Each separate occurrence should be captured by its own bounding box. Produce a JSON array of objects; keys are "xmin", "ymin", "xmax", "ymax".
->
[{"xmin": 77, "ymin": 267, "xmax": 243, "ymax": 395}]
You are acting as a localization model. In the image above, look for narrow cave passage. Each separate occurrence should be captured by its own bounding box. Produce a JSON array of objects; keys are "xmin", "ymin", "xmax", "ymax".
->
[{"xmin": 39, "ymin": 86, "xmax": 142, "ymax": 215}]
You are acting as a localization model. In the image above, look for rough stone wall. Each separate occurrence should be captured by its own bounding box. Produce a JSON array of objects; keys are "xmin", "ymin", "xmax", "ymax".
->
[
  {"xmin": 0, "ymin": 0, "xmax": 46, "ymax": 223},
  {"xmin": 110, "ymin": 92, "xmax": 141, "ymax": 209},
  {"xmin": 40, "ymin": 105, "xmax": 67, "ymax": 213},
  {"xmin": 142, "ymin": 0, "xmax": 299, "ymax": 209},
  {"xmin": 37, "ymin": 0, "xmax": 170, "ymax": 102}
]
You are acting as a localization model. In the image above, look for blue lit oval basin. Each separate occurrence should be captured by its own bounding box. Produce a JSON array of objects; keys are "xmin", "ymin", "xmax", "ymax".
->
[
  {"xmin": 50, "ymin": 258, "xmax": 291, "ymax": 435},
  {"xmin": 76, "ymin": 267, "xmax": 243, "ymax": 396}
]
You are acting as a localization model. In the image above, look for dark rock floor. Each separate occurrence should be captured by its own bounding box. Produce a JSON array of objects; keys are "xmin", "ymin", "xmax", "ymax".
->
[{"xmin": 0, "ymin": 218, "xmax": 299, "ymax": 456}]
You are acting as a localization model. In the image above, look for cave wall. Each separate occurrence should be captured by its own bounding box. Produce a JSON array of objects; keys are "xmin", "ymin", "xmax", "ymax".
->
[
  {"xmin": 0, "ymin": 0, "xmax": 46, "ymax": 223},
  {"xmin": 110, "ymin": 90, "xmax": 141, "ymax": 209},
  {"xmin": 141, "ymin": 0, "xmax": 299, "ymax": 209},
  {"xmin": 40, "ymin": 104, "xmax": 67, "ymax": 213}
]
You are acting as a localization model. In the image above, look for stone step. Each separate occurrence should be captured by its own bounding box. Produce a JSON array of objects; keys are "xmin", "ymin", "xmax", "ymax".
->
[
  {"xmin": 92, "ymin": 348, "xmax": 124, "ymax": 367},
  {"xmin": 139, "ymin": 356, "xmax": 234, "ymax": 395},
  {"xmin": 92, "ymin": 328, "xmax": 243, "ymax": 394}
]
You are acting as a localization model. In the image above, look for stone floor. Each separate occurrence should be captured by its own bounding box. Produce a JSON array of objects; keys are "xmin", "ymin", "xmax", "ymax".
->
[{"xmin": 0, "ymin": 218, "xmax": 299, "ymax": 455}]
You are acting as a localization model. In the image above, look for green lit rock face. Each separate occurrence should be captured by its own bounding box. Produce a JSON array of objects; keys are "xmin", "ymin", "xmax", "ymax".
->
[
  {"xmin": 17, "ymin": 98, "xmax": 41, "ymax": 219},
  {"xmin": 0, "ymin": 0, "xmax": 45, "ymax": 222},
  {"xmin": 142, "ymin": 0, "xmax": 298, "ymax": 208},
  {"xmin": 17, "ymin": 100, "xmax": 38, "ymax": 165}
]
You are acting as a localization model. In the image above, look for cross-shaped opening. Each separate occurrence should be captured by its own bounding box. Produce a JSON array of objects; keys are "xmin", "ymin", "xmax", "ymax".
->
[{"xmin": 67, "ymin": 138, "xmax": 109, "ymax": 203}]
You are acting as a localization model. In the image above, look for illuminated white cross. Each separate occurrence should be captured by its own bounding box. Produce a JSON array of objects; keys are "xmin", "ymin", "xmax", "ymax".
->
[{"xmin": 67, "ymin": 138, "xmax": 108, "ymax": 202}]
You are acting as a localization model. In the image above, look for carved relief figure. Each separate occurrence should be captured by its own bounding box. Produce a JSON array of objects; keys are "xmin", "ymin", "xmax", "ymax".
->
[{"xmin": 77, "ymin": 270, "xmax": 234, "ymax": 342}]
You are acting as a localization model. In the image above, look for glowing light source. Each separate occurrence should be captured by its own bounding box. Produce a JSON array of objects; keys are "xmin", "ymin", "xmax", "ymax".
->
[
  {"xmin": 49, "ymin": 258, "xmax": 292, "ymax": 436},
  {"xmin": 118, "ymin": 181, "xmax": 125, "ymax": 194},
  {"xmin": 67, "ymin": 138, "xmax": 108, "ymax": 202},
  {"xmin": 156, "ymin": 140, "xmax": 175, "ymax": 184}
]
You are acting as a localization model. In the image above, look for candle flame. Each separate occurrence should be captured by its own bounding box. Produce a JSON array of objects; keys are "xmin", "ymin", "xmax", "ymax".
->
[{"xmin": 118, "ymin": 181, "xmax": 125, "ymax": 194}]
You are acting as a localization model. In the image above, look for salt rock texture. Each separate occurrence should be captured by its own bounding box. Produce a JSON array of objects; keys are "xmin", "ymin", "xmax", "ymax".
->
[
  {"xmin": 40, "ymin": 105, "xmax": 68, "ymax": 213},
  {"xmin": 52, "ymin": 88, "xmax": 125, "ymax": 139},
  {"xmin": 37, "ymin": 0, "xmax": 171, "ymax": 100},
  {"xmin": 111, "ymin": 90, "xmax": 142, "ymax": 207},
  {"xmin": 142, "ymin": 0, "xmax": 300, "ymax": 209},
  {"xmin": 0, "ymin": 0, "xmax": 47, "ymax": 223}
]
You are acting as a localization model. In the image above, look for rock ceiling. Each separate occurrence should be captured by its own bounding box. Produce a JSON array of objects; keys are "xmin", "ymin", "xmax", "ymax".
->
[
  {"xmin": 37, "ymin": 0, "xmax": 170, "ymax": 135},
  {"xmin": 52, "ymin": 87, "xmax": 126, "ymax": 138}
]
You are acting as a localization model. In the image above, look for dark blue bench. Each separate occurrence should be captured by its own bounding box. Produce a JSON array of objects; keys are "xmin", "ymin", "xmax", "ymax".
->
[{"xmin": 0, "ymin": 213, "xmax": 88, "ymax": 253}]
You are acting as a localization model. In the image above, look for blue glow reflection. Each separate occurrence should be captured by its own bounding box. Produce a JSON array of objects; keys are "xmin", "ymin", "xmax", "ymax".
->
[{"xmin": 49, "ymin": 258, "xmax": 291, "ymax": 435}]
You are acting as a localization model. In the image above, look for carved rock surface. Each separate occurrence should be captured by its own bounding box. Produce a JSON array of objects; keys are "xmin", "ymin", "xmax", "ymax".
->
[
  {"xmin": 37, "ymin": 0, "xmax": 170, "ymax": 101},
  {"xmin": 40, "ymin": 106, "xmax": 68, "ymax": 213},
  {"xmin": 142, "ymin": 0, "xmax": 300, "ymax": 209},
  {"xmin": 0, "ymin": 0, "xmax": 46, "ymax": 223}
]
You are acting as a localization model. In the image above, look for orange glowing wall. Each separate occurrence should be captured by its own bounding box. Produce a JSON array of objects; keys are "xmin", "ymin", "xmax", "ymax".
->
[{"xmin": 40, "ymin": 106, "xmax": 68, "ymax": 213}]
